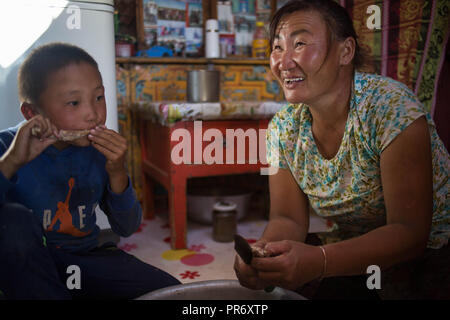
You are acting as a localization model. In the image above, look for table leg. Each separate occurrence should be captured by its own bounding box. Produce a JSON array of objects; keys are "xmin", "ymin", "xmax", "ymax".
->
[
  {"xmin": 169, "ymin": 176, "xmax": 187, "ymax": 249},
  {"xmin": 142, "ymin": 173, "xmax": 155, "ymax": 219}
]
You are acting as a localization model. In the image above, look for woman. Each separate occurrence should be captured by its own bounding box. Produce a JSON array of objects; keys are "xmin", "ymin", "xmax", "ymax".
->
[{"xmin": 234, "ymin": 0, "xmax": 449, "ymax": 299}]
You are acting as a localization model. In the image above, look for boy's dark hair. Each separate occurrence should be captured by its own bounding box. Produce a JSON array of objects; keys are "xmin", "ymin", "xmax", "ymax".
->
[
  {"xmin": 269, "ymin": 0, "xmax": 365, "ymax": 70},
  {"xmin": 18, "ymin": 42, "xmax": 100, "ymax": 105}
]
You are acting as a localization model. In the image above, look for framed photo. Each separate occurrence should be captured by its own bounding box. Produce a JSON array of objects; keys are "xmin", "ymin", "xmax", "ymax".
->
[
  {"xmin": 136, "ymin": 0, "xmax": 158, "ymax": 50},
  {"xmin": 136, "ymin": 0, "xmax": 203, "ymax": 55}
]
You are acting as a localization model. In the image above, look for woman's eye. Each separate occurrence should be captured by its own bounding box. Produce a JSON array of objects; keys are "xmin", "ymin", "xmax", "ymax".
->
[
  {"xmin": 272, "ymin": 44, "xmax": 282, "ymax": 51},
  {"xmin": 96, "ymin": 95, "xmax": 105, "ymax": 102},
  {"xmin": 295, "ymin": 41, "xmax": 305, "ymax": 48}
]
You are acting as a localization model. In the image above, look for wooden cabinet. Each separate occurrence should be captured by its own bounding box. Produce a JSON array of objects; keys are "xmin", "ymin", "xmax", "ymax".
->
[{"xmin": 139, "ymin": 117, "xmax": 269, "ymax": 249}]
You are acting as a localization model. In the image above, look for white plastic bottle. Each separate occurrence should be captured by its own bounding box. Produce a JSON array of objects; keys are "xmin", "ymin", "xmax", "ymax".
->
[{"xmin": 205, "ymin": 19, "xmax": 220, "ymax": 58}]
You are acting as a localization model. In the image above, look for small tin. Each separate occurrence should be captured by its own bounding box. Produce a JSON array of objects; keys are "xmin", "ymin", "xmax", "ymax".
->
[{"xmin": 212, "ymin": 201, "xmax": 237, "ymax": 242}]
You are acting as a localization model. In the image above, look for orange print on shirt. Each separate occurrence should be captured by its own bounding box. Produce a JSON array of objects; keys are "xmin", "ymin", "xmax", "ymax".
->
[{"xmin": 47, "ymin": 177, "xmax": 91, "ymax": 237}]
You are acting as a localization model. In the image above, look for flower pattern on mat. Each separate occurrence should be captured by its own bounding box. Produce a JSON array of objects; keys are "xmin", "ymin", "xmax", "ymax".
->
[
  {"xmin": 161, "ymin": 223, "xmax": 170, "ymax": 229},
  {"xmin": 136, "ymin": 222, "xmax": 147, "ymax": 233},
  {"xmin": 188, "ymin": 244, "xmax": 206, "ymax": 252},
  {"xmin": 180, "ymin": 271, "xmax": 200, "ymax": 279},
  {"xmin": 118, "ymin": 243, "xmax": 137, "ymax": 252}
]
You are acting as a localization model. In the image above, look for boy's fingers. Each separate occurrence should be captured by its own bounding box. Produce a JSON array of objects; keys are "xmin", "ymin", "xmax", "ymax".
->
[
  {"xmin": 91, "ymin": 141, "xmax": 124, "ymax": 163},
  {"xmin": 88, "ymin": 128, "xmax": 127, "ymax": 153},
  {"xmin": 90, "ymin": 135, "xmax": 125, "ymax": 156},
  {"xmin": 27, "ymin": 115, "xmax": 56, "ymax": 140}
]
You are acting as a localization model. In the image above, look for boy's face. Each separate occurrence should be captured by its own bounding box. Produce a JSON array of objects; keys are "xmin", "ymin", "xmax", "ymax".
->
[{"xmin": 36, "ymin": 61, "xmax": 106, "ymax": 148}]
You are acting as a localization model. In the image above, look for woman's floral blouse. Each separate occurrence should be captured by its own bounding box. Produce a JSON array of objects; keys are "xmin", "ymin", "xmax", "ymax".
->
[{"xmin": 266, "ymin": 72, "xmax": 449, "ymax": 249}]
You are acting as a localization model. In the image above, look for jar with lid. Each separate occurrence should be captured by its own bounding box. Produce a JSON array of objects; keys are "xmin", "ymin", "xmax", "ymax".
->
[
  {"xmin": 252, "ymin": 21, "xmax": 269, "ymax": 58},
  {"xmin": 212, "ymin": 201, "xmax": 237, "ymax": 242}
]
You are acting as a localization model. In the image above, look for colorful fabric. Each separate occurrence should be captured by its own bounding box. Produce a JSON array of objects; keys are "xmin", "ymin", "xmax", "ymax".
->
[
  {"xmin": 343, "ymin": 0, "xmax": 450, "ymax": 114},
  {"xmin": 133, "ymin": 101, "xmax": 286, "ymax": 125},
  {"xmin": 117, "ymin": 64, "xmax": 285, "ymax": 104},
  {"xmin": 266, "ymin": 72, "xmax": 450, "ymax": 249}
]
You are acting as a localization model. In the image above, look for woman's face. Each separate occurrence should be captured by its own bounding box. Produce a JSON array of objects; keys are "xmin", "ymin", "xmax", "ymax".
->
[{"xmin": 270, "ymin": 10, "xmax": 344, "ymax": 105}]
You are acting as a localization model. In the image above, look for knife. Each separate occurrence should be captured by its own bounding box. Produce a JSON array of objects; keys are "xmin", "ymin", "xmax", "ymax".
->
[{"xmin": 234, "ymin": 234, "xmax": 253, "ymax": 265}]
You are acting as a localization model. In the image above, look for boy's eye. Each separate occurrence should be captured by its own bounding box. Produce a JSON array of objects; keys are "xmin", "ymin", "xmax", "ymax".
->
[
  {"xmin": 96, "ymin": 95, "xmax": 105, "ymax": 102},
  {"xmin": 67, "ymin": 101, "xmax": 79, "ymax": 106}
]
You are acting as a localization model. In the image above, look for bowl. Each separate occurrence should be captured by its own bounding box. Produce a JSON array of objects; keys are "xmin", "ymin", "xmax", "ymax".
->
[
  {"xmin": 136, "ymin": 280, "xmax": 306, "ymax": 300},
  {"xmin": 187, "ymin": 186, "xmax": 252, "ymax": 225}
]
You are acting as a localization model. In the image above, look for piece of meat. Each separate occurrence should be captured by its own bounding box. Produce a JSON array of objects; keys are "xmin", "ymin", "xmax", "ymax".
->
[
  {"xmin": 251, "ymin": 245, "xmax": 270, "ymax": 258},
  {"xmin": 31, "ymin": 126, "xmax": 42, "ymax": 137},
  {"xmin": 58, "ymin": 129, "xmax": 90, "ymax": 141},
  {"xmin": 31, "ymin": 126, "xmax": 89, "ymax": 141}
]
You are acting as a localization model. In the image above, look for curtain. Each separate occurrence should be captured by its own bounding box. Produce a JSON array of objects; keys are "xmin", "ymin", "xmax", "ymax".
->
[{"xmin": 341, "ymin": 0, "xmax": 450, "ymax": 116}]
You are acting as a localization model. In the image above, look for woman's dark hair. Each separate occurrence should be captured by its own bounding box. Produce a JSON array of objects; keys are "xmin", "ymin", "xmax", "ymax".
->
[
  {"xmin": 269, "ymin": 0, "xmax": 364, "ymax": 69},
  {"xmin": 18, "ymin": 42, "xmax": 100, "ymax": 104}
]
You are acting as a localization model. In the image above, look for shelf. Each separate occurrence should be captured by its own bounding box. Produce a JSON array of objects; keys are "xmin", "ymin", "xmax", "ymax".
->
[{"xmin": 115, "ymin": 57, "xmax": 269, "ymax": 66}]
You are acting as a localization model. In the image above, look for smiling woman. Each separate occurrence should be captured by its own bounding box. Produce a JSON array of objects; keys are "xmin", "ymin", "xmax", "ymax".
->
[{"xmin": 233, "ymin": 0, "xmax": 450, "ymax": 300}]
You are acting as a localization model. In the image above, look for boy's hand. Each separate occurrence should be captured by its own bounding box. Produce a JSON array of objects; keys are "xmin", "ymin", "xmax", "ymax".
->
[
  {"xmin": 0, "ymin": 115, "xmax": 58, "ymax": 179},
  {"xmin": 88, "ymin": 125, "xmax": 128, "ymax": 194}
]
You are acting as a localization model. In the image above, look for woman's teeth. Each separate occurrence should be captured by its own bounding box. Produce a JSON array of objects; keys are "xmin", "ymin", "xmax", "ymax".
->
[{"xmin": 284, "ymin": 77, "xmax": 305, "ymax": 84}]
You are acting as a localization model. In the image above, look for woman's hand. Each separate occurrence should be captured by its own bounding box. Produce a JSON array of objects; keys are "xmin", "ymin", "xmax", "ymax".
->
[
  {"xmin": 88, "ymin": 125, "xmax": 128, "ymax": 193},
  {"xmin": 234, "ymin": 240, "xmax": 270, "ymax": 290},
  {"xmin": 0, "ymin": 115, "xmax": 58, "ymax": 179},
  {"xmin": 251, "ymin": 240, "xmax": 325, "ymax": 291}
]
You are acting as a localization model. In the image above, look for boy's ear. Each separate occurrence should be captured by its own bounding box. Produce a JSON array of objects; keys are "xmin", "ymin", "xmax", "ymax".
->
[{"xmin": 20, "ymin": 102, "xmax": 38, "ymax": 120}]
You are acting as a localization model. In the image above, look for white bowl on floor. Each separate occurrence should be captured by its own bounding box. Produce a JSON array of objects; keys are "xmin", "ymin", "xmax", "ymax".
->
[{"xmin": 187, "ymin": 186, "xmax": 252, "ymax": 225}]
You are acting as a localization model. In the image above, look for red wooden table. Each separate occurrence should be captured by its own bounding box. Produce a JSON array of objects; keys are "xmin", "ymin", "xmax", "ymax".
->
[{"xmin": 139, "ymin": 118, "xmax": 270, "ymax": 249}]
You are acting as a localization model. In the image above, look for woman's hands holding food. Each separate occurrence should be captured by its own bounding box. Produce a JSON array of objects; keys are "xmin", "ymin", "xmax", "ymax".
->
[{"xmin": 235, "ymin": 240, "xmax": 325, "ymax": 291}]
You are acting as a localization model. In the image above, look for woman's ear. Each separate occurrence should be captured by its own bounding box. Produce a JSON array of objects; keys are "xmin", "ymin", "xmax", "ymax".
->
[
  {"xmin": 20, "ymin": 102, "xmax": 38, "ymax": 120},
  {"xmin": 340, "ymin": 37, "xmax": 356, "ymax": 66}
]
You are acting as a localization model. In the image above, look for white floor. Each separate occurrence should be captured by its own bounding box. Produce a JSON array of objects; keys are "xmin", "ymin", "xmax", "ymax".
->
[{"xmin": 117, "ymin": 210, "xmax": 330, "ymax": 284}]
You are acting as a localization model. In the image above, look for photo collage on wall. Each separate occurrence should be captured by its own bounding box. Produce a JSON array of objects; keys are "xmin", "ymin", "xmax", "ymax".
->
[
  {"xmin": 217, "ymin": 0, "xmax": 274, "ymax": 58},
  {"xmin": 142, "ymin": 0, "xmax": 202, "ymax": 57}
]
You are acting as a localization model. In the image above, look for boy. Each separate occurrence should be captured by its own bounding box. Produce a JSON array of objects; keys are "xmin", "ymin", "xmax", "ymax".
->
[{"xmin": 0, "ymin": 43, "xmax": 180, "ymax": 299}]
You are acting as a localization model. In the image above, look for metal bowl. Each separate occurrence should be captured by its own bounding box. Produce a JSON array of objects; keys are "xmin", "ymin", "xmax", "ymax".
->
[{"xmin": 136, "ymin": 280, "xmax": 306, "ymax": 300}]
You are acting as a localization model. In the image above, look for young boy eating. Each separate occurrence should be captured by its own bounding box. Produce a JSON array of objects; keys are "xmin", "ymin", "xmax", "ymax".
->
[{"xmin": 0, "ymin": 42, "xmax": 180, "ymax": 299}]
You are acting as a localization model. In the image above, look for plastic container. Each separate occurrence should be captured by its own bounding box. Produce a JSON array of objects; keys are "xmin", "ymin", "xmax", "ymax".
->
[
  {"xmin": 212, "ymin": 201, "xmax": 237, "ymax": 242},
  {"xmin": 252, "ymin": 21, "xmax": 269, "ymax": 58}
]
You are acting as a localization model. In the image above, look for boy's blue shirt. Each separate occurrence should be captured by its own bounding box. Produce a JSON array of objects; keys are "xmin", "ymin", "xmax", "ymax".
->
[{"xmin": 0, "ymin": 123, "xmax": 142, "ymax": 253}]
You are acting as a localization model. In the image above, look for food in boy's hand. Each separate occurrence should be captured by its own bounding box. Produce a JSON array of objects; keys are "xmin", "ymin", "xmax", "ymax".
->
[
  {"xmin": 58, "ymin": 129, "xmax": 90, "ymax": 141},
  {"xmin": 31, "ymin": 126, "xmax": 89, "ymax": 141},
  {"xmin": 31, "ymin": 126, "xmax": 42, "ymax": 137}
]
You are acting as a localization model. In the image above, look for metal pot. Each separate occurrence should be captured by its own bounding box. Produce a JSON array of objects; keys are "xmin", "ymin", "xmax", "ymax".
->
[
  {"xmin": 186, "ymin": 70, "xmax": 220, "ymax": 102},
  {"xmin": 136, "ymin": 280, "xmax": 306, "ymax": 300}
]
